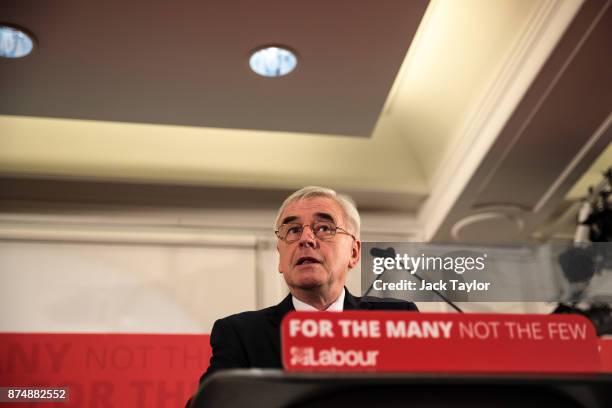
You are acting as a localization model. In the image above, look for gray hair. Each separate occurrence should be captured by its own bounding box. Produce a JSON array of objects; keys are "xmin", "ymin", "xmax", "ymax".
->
[{"xmin": 274, "ymin": 186, "xmax": 361, "ymax": 239}]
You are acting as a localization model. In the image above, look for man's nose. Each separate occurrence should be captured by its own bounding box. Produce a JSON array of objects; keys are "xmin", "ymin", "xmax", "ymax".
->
[{"xmin": 299, "ymin": 225, "xmax": 317, "ymax": 248}]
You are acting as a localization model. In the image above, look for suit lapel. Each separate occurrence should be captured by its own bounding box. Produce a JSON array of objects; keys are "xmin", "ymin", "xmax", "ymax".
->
[
  {"xmin": 343, "ymin": 288, "xmax": 359, "ymax": 310},
  {"xmin": 267, "ymin": 289, "xmax": 372, "ymax": 363},
  {"xmin": 269, "ymin": 293, "xmax": 294, "ymax": 327},
  {"xmin": 344, "ymin": 288, "xmax": 373, "ymax": 310},
  {"xmin": 266, "ymin": 293, "xmax": 294, "ymax": 362},
  {"xmin": 270, "ymin": 289, "xmax": 371, "ymax": 320},
  {"xmin": 271, "ymin": 289, "xmax": 371, "ymax": 313}
]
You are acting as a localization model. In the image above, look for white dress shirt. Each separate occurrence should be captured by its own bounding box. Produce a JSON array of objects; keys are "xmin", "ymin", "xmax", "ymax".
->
[{"xmin": 292, "ymin": 288, "xmax": 345, "ymax": 312}]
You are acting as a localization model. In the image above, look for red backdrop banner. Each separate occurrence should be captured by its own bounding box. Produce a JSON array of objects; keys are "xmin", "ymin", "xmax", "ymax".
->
[{"xmin": 0, "ymin": 333, "xmax": 210, "ymax": 408}]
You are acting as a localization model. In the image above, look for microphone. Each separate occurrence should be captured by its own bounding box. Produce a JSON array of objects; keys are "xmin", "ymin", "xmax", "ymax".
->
[
  {"xmin": 370, "ymin": 247, "xmax": 396, "ymax": 258},
  {"xmin": 362, "ymin": 247, "xmax": 392, "ymax": 298},
  {"xmin": 367, "ymin": 246, "xmax": 463, "ymax": 313}
]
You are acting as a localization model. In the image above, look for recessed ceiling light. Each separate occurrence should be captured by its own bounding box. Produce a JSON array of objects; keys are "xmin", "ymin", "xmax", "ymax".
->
[
  {"xmin": 0, "ymin": 25, "xmax": 34, "ymax": 58},
  {"xmin": 249, "ymin": 46, "xmax": 297, "ymax": 77}
]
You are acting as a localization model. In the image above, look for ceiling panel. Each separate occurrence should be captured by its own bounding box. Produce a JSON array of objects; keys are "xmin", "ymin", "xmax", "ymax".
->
[{"xmin": 0, "ymin": 0, "xmax": 428, "ymax": 136}]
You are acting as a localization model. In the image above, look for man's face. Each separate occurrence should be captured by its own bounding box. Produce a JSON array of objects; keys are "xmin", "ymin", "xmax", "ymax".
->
[{"xmin": 276, "ymin": 197, "xmax": 361, "ymax": 293}]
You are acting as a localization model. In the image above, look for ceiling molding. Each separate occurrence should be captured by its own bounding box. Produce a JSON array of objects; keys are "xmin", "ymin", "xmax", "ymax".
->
[
  {"xmin": 417, "ymin": 0, "xmax": 584, "ymax": 241},
  {"xmin": 476, "ymin": 0, "xmax": 611, "ymax": 205},
  {"xmin": 421, "ymin": 0, "xmax": 612, "ymax": 242},
  {"xmin": 533, "ymin": 113, "xmax": 611, "ymax": 213},
  {"xmin": 0, "ymin": 207, "xmax": 421, "ymax": 242},
  {"xmin": 0, "ymin": 221, "xmax": 259, "ymax": 247}
]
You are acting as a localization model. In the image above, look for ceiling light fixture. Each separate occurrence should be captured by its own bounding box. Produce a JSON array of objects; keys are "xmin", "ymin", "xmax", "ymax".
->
[
  {"xmin": 249, "ymin": 46, "xmax": 297, "ymax": 77},
  {"xmin": 0, "ymin": 25, "xmax": 34, "ymax": 58}
]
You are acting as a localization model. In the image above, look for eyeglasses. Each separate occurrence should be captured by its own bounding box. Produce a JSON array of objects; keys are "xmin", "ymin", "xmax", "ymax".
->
[{"xmin": 275, "ymin": 220, "xmax": 355, "ymax": 243}]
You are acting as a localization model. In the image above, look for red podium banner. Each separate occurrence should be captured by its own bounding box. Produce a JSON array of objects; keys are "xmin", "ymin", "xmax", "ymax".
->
[
  {"xmin": 600, "ymin": 338, "xmax": 612, "ymax": 372},
  {"xmin": 281, "ymin": 312, "xmax": 600, "ymax": 373}
]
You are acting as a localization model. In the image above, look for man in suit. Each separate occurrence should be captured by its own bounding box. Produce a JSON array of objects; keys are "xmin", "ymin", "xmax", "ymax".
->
[{"xmin": 200, "ymin": 186, "xmax": 418, "ymax": 380}]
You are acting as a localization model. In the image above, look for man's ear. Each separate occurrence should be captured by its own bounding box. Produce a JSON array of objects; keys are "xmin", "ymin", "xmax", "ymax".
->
[
  {"xmin": 348, "ymin": 239, "xmax": 361, "ymax": 269},
  {"xmin": 277, "ymin": 242, "xmax": 283, "ymax": 274}
]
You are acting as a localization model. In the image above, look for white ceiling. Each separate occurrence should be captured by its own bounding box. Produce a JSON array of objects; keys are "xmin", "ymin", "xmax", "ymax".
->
[{"xmin": 0, "ymin": 0, "xmax": 610, "ymax": 241}]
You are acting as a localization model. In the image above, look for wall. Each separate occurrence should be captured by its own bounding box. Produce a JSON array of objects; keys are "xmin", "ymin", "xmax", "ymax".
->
[{"xmin": 0, "ymin": 203, "xmax": 426, "ymax": 333}]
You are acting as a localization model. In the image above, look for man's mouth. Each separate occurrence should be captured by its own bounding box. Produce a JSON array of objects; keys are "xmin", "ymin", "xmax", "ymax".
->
[{"xmin": 295, "ymin": 257, "xmax": 321, "ymax": 266}]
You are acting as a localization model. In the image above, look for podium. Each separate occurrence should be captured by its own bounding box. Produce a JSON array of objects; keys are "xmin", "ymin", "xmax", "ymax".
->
[{"xmin": 190, "ymin": 369, "xmax": 612, "ymax": 408}]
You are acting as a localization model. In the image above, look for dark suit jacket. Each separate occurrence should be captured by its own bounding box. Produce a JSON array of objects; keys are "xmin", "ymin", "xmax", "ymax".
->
[{"xmin": 199, "ymin": 289, "xmax": 418, "ymax": 383}]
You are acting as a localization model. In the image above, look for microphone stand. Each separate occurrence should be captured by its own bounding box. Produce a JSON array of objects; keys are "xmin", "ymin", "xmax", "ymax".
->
[{"xmin": 366, "ymin": 247, "xmax": 463, "ymax": 313}]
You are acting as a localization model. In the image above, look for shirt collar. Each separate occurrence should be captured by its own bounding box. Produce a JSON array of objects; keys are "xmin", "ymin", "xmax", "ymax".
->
[{"xmin": 292, "ymin": 288, "xmax": 345, "ymax": 312}]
